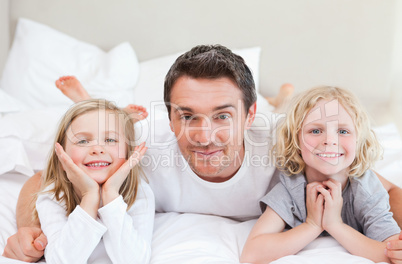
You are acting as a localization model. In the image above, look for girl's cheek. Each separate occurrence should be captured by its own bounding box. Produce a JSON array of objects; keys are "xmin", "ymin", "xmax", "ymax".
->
[
  {"xmin": 66, "ymin": 147, "xmax": 83, "ymax": 166},
  {"xmin": 117, "ymin": 158, "xmax": 127, "ymax": 168},
  {"xmin": 117, "ymin": 144, "xmax": 127, "ymax": 160}
]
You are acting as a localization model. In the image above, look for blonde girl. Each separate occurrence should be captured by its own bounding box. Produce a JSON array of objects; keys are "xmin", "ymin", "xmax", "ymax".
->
[
  {"xmin": 241, "ymin": 86, "xmax": 400, "ymax": 263},
  {"xmin": 35, "ymin": 99, "xmax": 154, "ymax": 264}
]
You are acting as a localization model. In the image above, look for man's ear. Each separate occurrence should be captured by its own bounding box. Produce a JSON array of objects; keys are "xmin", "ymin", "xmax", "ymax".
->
[
  {"xmin": 169, "ymin": 120, "xmax": 174, "ymax": 132},
  {"xmin": 245, "ymin": 102, "xmax": 257, "ymax": 129}
]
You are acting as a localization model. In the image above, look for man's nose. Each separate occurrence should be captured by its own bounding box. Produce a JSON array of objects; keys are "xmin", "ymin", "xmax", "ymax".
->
[{"xmin": 192, "ymin": 118, "xmax": 212, "ymax": 146}]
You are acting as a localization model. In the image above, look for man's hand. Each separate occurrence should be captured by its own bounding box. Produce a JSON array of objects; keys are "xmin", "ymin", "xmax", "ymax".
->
[
  {"xmin": 2, "ymin": 227, "xmax": 47, "ymax": 262},
  {"xmin": 386, "ymin": 231, "xmax": 402, "ymax": 264}
]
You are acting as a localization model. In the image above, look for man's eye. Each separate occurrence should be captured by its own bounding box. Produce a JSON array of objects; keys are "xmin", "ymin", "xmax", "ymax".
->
[
  {"xmin": 217, "ymin": 114, "xmax": 230, "ymax": 120},
  {"xmin": 181, "ymin": 115, "xmax": 193, "ymax": 121},
  {"xmin": 105, "ymin": 138, "xmax": 117, "ymax": 143}
]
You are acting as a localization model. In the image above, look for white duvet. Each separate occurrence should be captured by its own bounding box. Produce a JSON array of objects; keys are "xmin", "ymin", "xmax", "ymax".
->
[{"xmin": 0, "ymin": 175, "xmax": 391, "ymax": 264}]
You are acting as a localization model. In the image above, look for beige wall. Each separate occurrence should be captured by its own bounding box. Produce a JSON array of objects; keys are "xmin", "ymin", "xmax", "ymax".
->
[
  {"xmin": 390, "ymin": 0, "xmax": 402, "ymax": 132},
  {"xmin": 3, "ymin": 0, "xmax": 401, "ymax": 111},
  {"xmin": 0, "ymin": 0, "xmax": 9, "ymax": 77}
]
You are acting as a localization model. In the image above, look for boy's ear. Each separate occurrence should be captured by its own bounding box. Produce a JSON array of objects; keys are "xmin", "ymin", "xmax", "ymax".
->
[{"xmin": 245, "ymin": 102, "xmax": 257, "ymax": 129}]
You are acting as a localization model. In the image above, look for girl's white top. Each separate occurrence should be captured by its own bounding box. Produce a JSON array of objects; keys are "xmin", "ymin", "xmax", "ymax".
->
[{"xmin": 36, "ymin": 180, "xmax": 155, "ymax": 264}]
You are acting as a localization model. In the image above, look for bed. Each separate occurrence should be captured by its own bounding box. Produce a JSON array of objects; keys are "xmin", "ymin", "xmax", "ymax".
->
[{"xmin": 1, "ymin": 2, "xmax": 402, "ymax": 264}]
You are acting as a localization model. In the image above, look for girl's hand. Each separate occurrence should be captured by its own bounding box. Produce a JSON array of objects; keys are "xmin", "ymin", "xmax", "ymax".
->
[
  {"xmin": 101, "ymin": 142, "xmax": 147, "ymax": 205},
  {"xmin": 305, "ymin": 182, "xmax": 324, "ymax": 232},
  {"xmin": 55, "ymin": 143, "xmax": 100, "ymax": 199},
  {"xmin": 319, "ymin": 179, "xmax": 343, "ymax": 233},
  {"xmin": 55, "ymin": 143, "xmax": 100, "ymax": 218}
]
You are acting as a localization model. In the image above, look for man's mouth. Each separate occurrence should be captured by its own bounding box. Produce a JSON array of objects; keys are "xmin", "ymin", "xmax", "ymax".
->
[{"xmin": 192, "ymin": 149, "xmax": 223, "ymax": 157}]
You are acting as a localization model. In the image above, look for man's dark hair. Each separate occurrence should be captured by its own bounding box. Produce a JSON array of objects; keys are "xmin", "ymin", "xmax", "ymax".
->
[{"xmin": 164, "ymin": 44, "xmax": 256, "ymax": 118}]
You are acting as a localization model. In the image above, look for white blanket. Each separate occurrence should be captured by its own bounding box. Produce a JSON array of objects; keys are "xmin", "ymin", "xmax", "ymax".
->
[{"xmin": 0, "ymin": 173, "xmax": 389, "ymax": 264}]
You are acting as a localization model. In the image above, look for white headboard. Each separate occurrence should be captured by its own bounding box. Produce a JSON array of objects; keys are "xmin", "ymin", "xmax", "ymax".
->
[{"xmin": 1, "ymin": 0, "xmax": 402, "ymax": 128}]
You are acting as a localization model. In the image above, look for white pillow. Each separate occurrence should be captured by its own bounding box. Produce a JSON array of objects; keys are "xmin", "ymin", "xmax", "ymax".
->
[
  {"xmin": 0, "ymin": 137, "xmax": 34, "ymax": 176},
  {"xmin": 0, "ymin": 89, "xmax": 24, "ymax": 113},
  {"xmin": 133, "ymin": 47, "xmax": 261, "ymax": 111},
  {"xmin": 0, "ymin": 108, "xmax": 65, "ymax": 174},
  {"xmin": 0, "ymin": 18, "xmax": 139, "ymax": 110}
]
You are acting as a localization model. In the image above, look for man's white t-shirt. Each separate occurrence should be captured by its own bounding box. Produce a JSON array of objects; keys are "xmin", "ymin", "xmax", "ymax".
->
[{"xmin": 136, "ymin": 108, "xmax": 280, "ymax": 221}]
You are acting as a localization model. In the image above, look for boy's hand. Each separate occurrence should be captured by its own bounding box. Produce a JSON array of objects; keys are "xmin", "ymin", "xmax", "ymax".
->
[
  {"xmin": 101, "ymin": 142, "xmax": 147, "ymax": 205},
  {"xmin": 319, "ymin": 179, "xmax": 343, "ymax": 233},
  {"xmin": 305, "ymin": 182, "xmax": 325, "ymax": 232}
]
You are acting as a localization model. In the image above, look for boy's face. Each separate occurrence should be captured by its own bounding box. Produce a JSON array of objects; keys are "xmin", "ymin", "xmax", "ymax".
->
[
  {"xmin": 168, "ymin": 76, "xmax": 255, "ymax": 182},
  {"xmin": 64, "ymin": 110, "xmax": 127, "ymax": 184},
  {"xmin": 298, "ymin": 99, "xmax": 357, "ymax": 179}
]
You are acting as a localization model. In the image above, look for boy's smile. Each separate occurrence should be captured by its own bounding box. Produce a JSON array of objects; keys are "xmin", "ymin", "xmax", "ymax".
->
[{"xmin": 299, "ymin": 99, "xmax": 357, "ymax": 182}]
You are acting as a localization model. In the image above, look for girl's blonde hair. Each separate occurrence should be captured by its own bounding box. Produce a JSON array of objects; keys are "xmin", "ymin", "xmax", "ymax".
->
[
  {"xmin": 274, "ymin": 86, "xmax": 382, "ymax": 177},
  {"xmin": 37, "ymin": 99, "xmax": 141, "ymax": 216}
]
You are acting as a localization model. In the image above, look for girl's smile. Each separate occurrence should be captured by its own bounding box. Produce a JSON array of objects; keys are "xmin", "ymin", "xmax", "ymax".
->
[
  {"xmin": 84, "ymin": 161, "xmax": 112, "ymax": 169},
  {"xmin": 64, "ymin": 110, "xmax": 127, "ymax": 184}
]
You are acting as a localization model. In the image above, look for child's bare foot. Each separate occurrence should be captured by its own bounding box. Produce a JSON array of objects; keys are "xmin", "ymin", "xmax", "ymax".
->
[
  {"xmin": 124, "ymin": 104, "xmax": 148, "ymax": 123},
  {"xmin": 55, "ymin": 76, "xmax": 91, "ymax": 103},
  {"xmin": 266, "ymin": 83, "xmax": 294, "ymax": 110}
]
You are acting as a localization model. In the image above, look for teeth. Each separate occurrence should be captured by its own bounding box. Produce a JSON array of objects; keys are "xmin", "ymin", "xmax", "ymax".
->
[
  {"xmin": 317, "ymin": 153, "xmax": 341, "ymax": 158},
  {"xmin": 86, "ymin": 162, "xmax": 110, "ymax": 167}
]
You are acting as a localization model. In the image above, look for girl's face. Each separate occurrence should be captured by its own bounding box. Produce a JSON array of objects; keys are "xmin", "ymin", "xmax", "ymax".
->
[
  {"xmin": 298, "ymin": 99, "xmax": 357, "ymax": 180},
  {"xmin": 64, "ymin": 110, "xmax": 127, "ymax": 184}
]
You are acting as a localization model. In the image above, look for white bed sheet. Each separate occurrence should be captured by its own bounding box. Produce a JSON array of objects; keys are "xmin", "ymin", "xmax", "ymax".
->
[
  {"xmin": 0, "ymin": 123, "xmax": 401, "ymax": 264},
  {"xmin": 0, "ymin": 174, "xmax": 391, "ymax": 264},
  {"xmin": 0, "ymin": 179, "xmax": 392, "ymax": 264}
]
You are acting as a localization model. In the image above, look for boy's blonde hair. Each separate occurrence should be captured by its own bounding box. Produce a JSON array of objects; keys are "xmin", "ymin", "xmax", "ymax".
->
[
  {"xmin": 274, "ymin": 86, "xmax": 382, "ymax": 177},
  {"xmin": 38, "ymin": 99, "xmax": 141, "ymax": 216}
]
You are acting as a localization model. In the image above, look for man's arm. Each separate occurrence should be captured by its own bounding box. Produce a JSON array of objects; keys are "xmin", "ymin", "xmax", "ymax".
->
[
  {"xmin": 375, "ymin": 172, "xmax": 402, "ymax": 264},
  {"xmin": 2, "ymin": 171, "xmax": 47, "ymax": 262},
  {"xmin": 16, "ymin": 172, "xmax": 42, "ymax": 228},
  {"xmin": 375, "ymin": 172, "xmax": 402, "ymax": 228}
]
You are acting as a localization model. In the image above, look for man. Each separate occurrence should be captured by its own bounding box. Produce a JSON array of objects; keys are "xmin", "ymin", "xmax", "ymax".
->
[{"xmin": 3, "ymin": 45, "xmax": 402, "ymax": 262}]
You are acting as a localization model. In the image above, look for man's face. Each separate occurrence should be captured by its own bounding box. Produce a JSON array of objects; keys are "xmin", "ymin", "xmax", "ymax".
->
[{"xmin": 169, "ymin": 76, "xmax": 256, "ymax": 182}]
